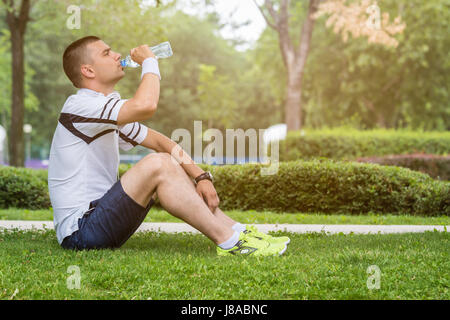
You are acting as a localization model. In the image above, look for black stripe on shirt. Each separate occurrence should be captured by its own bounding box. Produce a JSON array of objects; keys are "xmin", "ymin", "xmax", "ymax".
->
[
  {"xmin": 99, "ymin": 98, "xmax": 116, "ymax": 119},
  {"xmin": 107, "ymin": 99, "xmax": 121, "ymax": 120},
  {"xmin": 59, "ymin": 113, "xmax": 117, "ymax": 144},
  {"xmin": 132, "ymin": 123, "xmax": 142, "ymax": 141},
  {"xmin": 64, "ymin": 113, "xmax": 117, "ymax": 124},
  {"xmin": 126, "ymin": 123, "xmax": 136, "ymax": 137},
  {"xmin": 119, "ymin": 132, "xmax": 139, "ymax": 147}
]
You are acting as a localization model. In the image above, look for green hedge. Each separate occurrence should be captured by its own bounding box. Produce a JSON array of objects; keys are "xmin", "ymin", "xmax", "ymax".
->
[
  {"xmin": 121, "ymin": 159, "xmax": 449, "ymax": 216},
  {"xmin": 0, "ymin": 166, "xmax": 50, "ymax": 209},
  {"xmin": 2, "ymin": 160, "xmax": 449, "ymax": 215},
  {"xmin": 356, "ymin": 153, "xmax": 450, "ymax": 181},
  {"xmin": 279, "ymin": 128, "xmax": 450, "ymax": 161}
]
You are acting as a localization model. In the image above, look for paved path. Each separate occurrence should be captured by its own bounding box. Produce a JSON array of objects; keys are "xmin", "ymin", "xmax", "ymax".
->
[{"xmin": 0, "ymin": 220, "xmax": 447, "ymax": 234}]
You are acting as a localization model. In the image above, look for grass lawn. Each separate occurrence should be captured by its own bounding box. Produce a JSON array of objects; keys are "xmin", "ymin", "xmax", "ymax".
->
[
  {"xmin": 1, "ymin": 208, "xmax": 449, "ymax": 225},
  {"xmin": 0, "ymin": 229, "xmax": 448, "ymax": 299}
]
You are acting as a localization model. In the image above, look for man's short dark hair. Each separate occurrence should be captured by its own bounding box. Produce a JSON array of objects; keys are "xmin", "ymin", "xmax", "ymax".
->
[{"xmin": 63, "ymin": 36, "xmax": 101, "ymax": 88}]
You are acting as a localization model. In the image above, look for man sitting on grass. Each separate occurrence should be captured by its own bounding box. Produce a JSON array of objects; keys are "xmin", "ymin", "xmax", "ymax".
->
[{"xmin": 48, "ymin": 36, "xmax": 289, "ymax": 256}]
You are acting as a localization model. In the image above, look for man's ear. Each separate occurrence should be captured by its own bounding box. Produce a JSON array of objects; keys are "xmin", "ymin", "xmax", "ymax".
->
[{"xmin": 80, "ymin": 64, "xmax": 95, "ymax": 80}]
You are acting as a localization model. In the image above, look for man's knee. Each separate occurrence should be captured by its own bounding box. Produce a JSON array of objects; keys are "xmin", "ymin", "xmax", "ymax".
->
[
  {"xmin": 150, "ymin": 153, "xmax": 193, "ymax": 185},
  {"xmin": 139, "ymin": 152, "xmax": 181, "ymax": 178}
]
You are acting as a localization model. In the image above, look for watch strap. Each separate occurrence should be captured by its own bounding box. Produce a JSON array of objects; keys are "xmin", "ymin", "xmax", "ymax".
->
[{"xmin": 195, "ymin": 171, "xmax": 212, "ymax": 184}]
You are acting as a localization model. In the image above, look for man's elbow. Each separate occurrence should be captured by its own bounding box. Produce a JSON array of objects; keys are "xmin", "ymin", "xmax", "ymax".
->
[{"xmin": 144, "ymin": 102, "xmax": 158, "ymax": 118}]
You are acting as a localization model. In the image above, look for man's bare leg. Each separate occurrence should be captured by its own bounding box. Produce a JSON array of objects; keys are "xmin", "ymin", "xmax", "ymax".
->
[
  {"xmin": 124, "ymin": 152, "xmax": 239, "ymax": 229},
  {"xmin": 159, "ymin": 156, "xmax": 238, "ymax": 229},
  {"xmin": 120, "ymin": 152, "xmax": 234, "ymax": 245},
  {"xmin": 212, "ymin": 207, "xmax": 238, "ymax": 229}
]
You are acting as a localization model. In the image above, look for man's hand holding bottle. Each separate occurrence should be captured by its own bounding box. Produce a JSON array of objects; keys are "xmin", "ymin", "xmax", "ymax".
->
[{"xmin": 130, "ymin": 45, "xmax": 156, "ymax": 65}]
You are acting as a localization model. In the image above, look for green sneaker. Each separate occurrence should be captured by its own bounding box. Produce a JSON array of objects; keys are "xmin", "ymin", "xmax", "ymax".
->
[
  {"xmin": 246, "ymin": 225, "xmax": 290, "ymax": 245},
  {"xmin": 217, "ymin": 232, "xmax": 287, "ymax": 257}
]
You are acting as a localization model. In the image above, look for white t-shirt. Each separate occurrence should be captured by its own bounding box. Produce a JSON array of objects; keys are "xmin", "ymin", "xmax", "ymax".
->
[{"xmin": 48, "ymin": 88, "xmax": 148, "ymax": 244}]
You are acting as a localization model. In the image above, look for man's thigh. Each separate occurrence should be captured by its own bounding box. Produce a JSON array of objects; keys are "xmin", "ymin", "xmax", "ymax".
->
[{"xmin": 120, "ymin": 153, "xmax": 167, "ymax": 208}]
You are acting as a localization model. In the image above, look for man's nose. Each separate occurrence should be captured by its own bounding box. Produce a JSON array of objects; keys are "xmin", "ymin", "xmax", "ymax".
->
[{"xmin": 114, "ymin": 52, "xmax": 121, "ymax": 60}]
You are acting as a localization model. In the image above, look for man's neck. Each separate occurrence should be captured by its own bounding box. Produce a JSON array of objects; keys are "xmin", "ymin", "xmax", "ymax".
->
[{"xmin": 82, "ymin": 83, "xmax": 115, "ymax": 96}]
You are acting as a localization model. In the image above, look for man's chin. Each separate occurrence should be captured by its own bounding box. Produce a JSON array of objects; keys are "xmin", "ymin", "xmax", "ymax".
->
[
  {"xmin": 116, "ymin": 71, "xmax": 125, "ymax": 81},
  {"xmin": 108, "ymin": 73, "xmax": 125, "ymax": 88}
]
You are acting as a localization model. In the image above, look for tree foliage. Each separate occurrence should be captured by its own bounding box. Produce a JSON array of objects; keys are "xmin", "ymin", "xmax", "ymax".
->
[
  {"xmin": 315, "ymin": 0, "xmax": 406, "ymax": 47},
  {"xmin": 302, "ymin": 0, "xmax": 450, "ymax": 130},
  {"xmin": 1, "ymin": 0, "xmax": 448, "ymax": 160},
  {"xmin": 250, "ymin": 0, "xmax": 449, "ymax": 131}
]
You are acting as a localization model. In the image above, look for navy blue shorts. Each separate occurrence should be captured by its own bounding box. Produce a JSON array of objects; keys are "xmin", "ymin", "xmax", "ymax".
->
[{"xmin": 61, "ymin": 179, "xmax": 154, "ymax": 250}]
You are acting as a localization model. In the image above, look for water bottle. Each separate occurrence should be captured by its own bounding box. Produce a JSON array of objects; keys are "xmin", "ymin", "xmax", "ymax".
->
[{"xmin": 120, "ymin": 41, "xmax": 173, "ymax": 68}]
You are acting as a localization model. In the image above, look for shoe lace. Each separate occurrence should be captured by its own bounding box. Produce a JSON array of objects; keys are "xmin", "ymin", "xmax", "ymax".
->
[
  {"xmin": 244, "ymin": 227, "xmax": 263, "ymax": 240},
  {"xmin": 234, "ymin": 239, "xmax": 246, "ymax": 248}
]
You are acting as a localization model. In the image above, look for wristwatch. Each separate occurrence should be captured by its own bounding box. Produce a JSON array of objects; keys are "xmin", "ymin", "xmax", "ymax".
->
[{"xmin": 194, "ymin": 171, "xmax": 213, "ymax": 185}]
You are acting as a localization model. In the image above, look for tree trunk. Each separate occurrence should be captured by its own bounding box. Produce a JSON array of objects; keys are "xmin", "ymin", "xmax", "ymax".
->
[
  {"xmin": 5, "ymin": 0, "xmax": 30, "ymax": 167},
  {"xmin": 9, "ymin": 28, "xmax": 25, "ymax": 167},
  {"xmin": 285, "ymin": 75, "xmax": 302, "ymax": 131},
  {"xmin": 361, "ymin": 97, "xmax": 387, "ymax": 128},
  {"xmin": 284, "ymin": 0, "xmax": 319, "ymax": 131},
  {"xmin": 257, "ymin": 0, "xmax": 319, "ymax": 131}
]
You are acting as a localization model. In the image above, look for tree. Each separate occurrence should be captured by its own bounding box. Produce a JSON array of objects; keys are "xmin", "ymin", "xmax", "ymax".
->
[
  {"xmin": 196, "ymin": 64, "xmax": 238, "ymax": 129},
  {"xmin": 301, "ymin": 0, "xmax": 446, "ymax": 131},
  {"xmin": 144, "ymin": 9, "xmax": 246, "ymax": 136},
  {"xmin": 2, "ymin": 0, "xmax": 32, "ymax": 167},
  {"xmin": 254, "ymin": 0, "xmax": 320, "ymax": 132},
  {"xmin": 253, "ymin": 0, "xmax": 405, "ymax": 131},
  {"xmin": 0, "ymin": 29, "xmax": 38, "ymax": 163}
]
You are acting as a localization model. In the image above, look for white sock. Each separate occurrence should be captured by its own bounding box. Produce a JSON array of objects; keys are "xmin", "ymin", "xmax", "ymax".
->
[
  {"xmin": 218, "ymin": 231, "xmax": 240, "ymax": 250},
  {"xmin": 232, "ymin": 223, "xmax": 246, "ymax": 233}
]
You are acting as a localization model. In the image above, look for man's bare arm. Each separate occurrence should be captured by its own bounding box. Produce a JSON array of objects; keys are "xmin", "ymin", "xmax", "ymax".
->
[
  {"xmin": 140, "ymin": 128, "xmax": 220, "ymax": 212},
  {"xmin": 140, "ymin": 128, "xmax": 204, "ymax": 180},
  {"xmin": 117, "ymin": 45, "xmax": 160, "ymax": 125}
]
